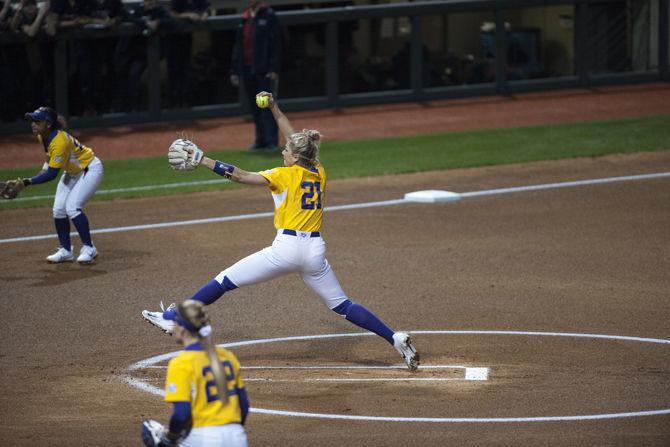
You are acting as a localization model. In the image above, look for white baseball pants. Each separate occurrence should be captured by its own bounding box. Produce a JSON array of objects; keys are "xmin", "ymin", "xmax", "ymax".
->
[
  {"xmin": 52, "ymin": 157, "xmax": 104, "ymax": 219},
  {"xmin": 215, "ymin": 230, "xmax": 349, "ymax": 309},
  {"xmin": 179, "ymin": 423, "xmax": 247, "ymax": 447}
]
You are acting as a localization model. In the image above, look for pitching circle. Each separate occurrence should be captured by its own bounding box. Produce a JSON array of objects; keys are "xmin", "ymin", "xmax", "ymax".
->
[{"xmin": 124, "ymin": 330, "xmax": 670, "ymax": 423}]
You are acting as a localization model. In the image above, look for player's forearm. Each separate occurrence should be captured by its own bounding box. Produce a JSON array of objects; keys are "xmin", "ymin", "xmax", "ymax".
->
[
  {"xmin": 270, "ymin": 104, "xmax": 295, "ymax": 140},
  {"xmin": 29, "ymin": 166, "xmax": 59, "ymax": 185},
  {"xmin": 167, "ymin": 401, "xmax": 191, "ymax": 442},
  {"xmin": 202, "ymin": 156, "xmax": 267, "ymax": 186}
]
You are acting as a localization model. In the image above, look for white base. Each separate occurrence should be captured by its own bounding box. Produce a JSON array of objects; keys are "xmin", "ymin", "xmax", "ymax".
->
[
  {"xmin": 464, "ymin": 367, "xmax": 489, "ymax": 381},
  {"xmin": 404, "ymin": 190, "xmax": 462, "ymax": 203}
]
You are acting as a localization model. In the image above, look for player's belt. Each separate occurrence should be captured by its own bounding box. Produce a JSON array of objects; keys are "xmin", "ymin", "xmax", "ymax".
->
[{"xmin": 282, "ymin": 229, "xmax": 320, "ymax": 238}]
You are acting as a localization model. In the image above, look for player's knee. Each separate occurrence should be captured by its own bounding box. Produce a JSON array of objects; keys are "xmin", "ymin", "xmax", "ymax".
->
[
  {"xmin": 53, "ymin": 206, "xmax": 67, "ymax": 219},
  {"xmin": 65, "ymin": 206, "xmax": 82, "ymax": 219},
  {"xmin": 332, "ymin": 299, "xmax": 352, "ymax": 316}
]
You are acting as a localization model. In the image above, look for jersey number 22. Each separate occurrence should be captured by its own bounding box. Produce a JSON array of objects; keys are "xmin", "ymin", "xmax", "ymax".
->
[{"xmin": 203, "ymin": 360, "xmax": 235, "ymax": 403}]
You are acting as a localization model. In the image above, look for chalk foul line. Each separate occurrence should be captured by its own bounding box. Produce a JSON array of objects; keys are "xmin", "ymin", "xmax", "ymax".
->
[
  {"xmin": 1, "ymin": 178, "xmax": 231, "ymax": 202},
  {"xmin": 2, "ymin": 171, "xmax": 668, "ymax": 244}
]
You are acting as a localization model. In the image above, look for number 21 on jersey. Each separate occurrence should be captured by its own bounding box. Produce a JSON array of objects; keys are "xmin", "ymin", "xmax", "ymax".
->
[{"xmin": 301, "ymin": 181, "xmax": 322, "ymax": 210}]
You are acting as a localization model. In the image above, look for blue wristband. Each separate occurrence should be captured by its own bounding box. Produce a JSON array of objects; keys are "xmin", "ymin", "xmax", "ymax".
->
[{"xmin": 213, "ymin": 161, "xmax": 235, "ymax": 178}]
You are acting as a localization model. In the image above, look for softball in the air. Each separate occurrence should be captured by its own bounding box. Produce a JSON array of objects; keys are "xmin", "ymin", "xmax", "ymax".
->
[{"xmin": 256, "ymin": 95, "xmax": 270, "ymax": 108}]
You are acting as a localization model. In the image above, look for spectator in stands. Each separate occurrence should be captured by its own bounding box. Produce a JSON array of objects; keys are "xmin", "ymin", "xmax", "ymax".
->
[
  {"xmin": 10, "ymin": 0, "xmax": 50, "ymax": 37},
  {"xmin": 114, "ymin": 0, "xmax": 172, "ymax": 111},
  {"xmin": 89, "ymin": 0, "xmax": 121, "ymax": 28},
  {"xmin": 7, "ymin": 0, "xmax": 51, "ymax": 117},
  {"xmin": 44, "ymin": 0, "xmax": 122, "ymax": 115},
  {"xmin": 230, "ymin": 0, "xmax": 280, "ymax": 151},
  {"xmin": 46, "ymin": 0, "xmax": 97, "ymax": 115},
  {"xmin": 1, "ymin": 0, "xmax": 15, "ymax": 30},
  {"xmin": 390, "ymin": 41, "xmax": 439, "ymax": 89},
  {"xmin": 45, "ymin": 0, "xmax": 93, "ymax": 35},
  {"xmin": 166, "ymin": 0, "xmax": 209, "ymax": 108},
  {"xmin": 0, "ymin": 0, "xmax": 18, "ymax": 121},
  {"xmin": 87, "ymin": 0, "xmax": 124, "ymax": 113},
  {"xmin": 313, "ymin": 1, "xmax": 357, "ymax": 93},
  {"xmin": 129, "ymin": 0, "xmax": 171, "ymax": 37}
]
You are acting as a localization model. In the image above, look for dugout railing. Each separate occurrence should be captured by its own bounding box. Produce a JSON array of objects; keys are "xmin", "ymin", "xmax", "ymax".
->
[{"xmin": 0, "ymin": 0, "xmax": 668, "ymax": 134}]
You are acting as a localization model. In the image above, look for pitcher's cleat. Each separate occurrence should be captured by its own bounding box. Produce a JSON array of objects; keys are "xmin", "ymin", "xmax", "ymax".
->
[
  {"xmin": 393, "ymin": 331, "xmax": 420, "ymax": 371},
  {"xmin": 142, "ymin": 301, "xmax": 176, "ymax": 335}
]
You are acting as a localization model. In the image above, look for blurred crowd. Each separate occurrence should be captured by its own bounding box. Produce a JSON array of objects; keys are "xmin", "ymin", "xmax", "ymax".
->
[
  {"xmin": 0, "ymin": 0, "xmax": 524, "ymax": 124},
  {"xmin": 0, "ymin": 0, "xmax": 213, "ymax": 120}
]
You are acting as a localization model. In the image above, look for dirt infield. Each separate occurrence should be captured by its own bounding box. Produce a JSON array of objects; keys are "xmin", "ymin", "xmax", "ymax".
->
[{"xmin": 0, "ymin": 84, "xmax": 669, "ymax": 446}]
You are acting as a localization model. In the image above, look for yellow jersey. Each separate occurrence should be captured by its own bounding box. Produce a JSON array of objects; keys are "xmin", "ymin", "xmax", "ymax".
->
[
  {"xmin": 164, "ymin": 344, "xmax": 246, "ymax": 428},
  {"xmin": 38, "ymin": 129, "xmax": 95, "ymax": 175},
  {"xmin": 259, "ymin": 164, "xmax": 326, "ymax": 232}
]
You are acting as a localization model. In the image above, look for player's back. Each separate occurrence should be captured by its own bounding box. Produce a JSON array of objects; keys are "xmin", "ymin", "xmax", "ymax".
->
[
  {"xmin": 166, "ymin": 346, "xmax": 245, "ymax": 428},
  {"xmin": 261, "ymin": 164, "xmax": 326, "ymax": 232}
]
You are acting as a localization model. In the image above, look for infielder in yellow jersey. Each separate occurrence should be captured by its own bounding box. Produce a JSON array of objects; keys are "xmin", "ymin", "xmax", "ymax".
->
[
  {"xmin": 143, "ymin": 92, "xmax": 419, "ymax": 371},
  {"xmin": 16, "ymin": 107, "xmax": 103, "ymax": 263},
  {"xmin": 142, "ymin": 300, "xmax": 249, "ymax": 447}
]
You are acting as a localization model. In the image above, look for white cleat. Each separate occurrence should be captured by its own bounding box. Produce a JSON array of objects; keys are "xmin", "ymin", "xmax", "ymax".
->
[
  {"xmin": 47, "ymin": 246, "xmax": 74, "ymax": 263},
  {"xmin": 142, "ymin": 301, "xmax": 176, "ymax": 335},
  {"xmin": 393, "ymin": 331, "xmax": 420, "ymax": 371},
  {"xmin": 77, "ymin": 245, "xmax": 98, "ymax": 264}
]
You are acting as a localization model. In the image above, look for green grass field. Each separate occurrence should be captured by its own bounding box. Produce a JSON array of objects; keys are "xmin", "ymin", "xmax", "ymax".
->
[{"xmin": 2, "ymin": 114, "xmax": 669, "ymax": 210}]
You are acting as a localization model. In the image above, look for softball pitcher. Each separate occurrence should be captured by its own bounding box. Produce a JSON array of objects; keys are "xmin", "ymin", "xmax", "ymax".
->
[
  {"xmin": 142, "ymin": 300, "xmax": 249, "ymax": 447},
  {"xmin": 14, "ymin": 107, "xmax": 103, "ymax": 263},
  {"xmin": 143, "ymin": 92, "xmax": 419, "ymax": 371}
]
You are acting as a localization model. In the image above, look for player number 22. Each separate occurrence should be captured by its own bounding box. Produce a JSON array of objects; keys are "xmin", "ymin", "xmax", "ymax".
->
[
  {"xmin": 301, "ymin": 181, "xmax": 322, "ymax": 210},
  {"xmin": 202, "ymin": 360, "xmax": 236, "ymax": 403}
]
